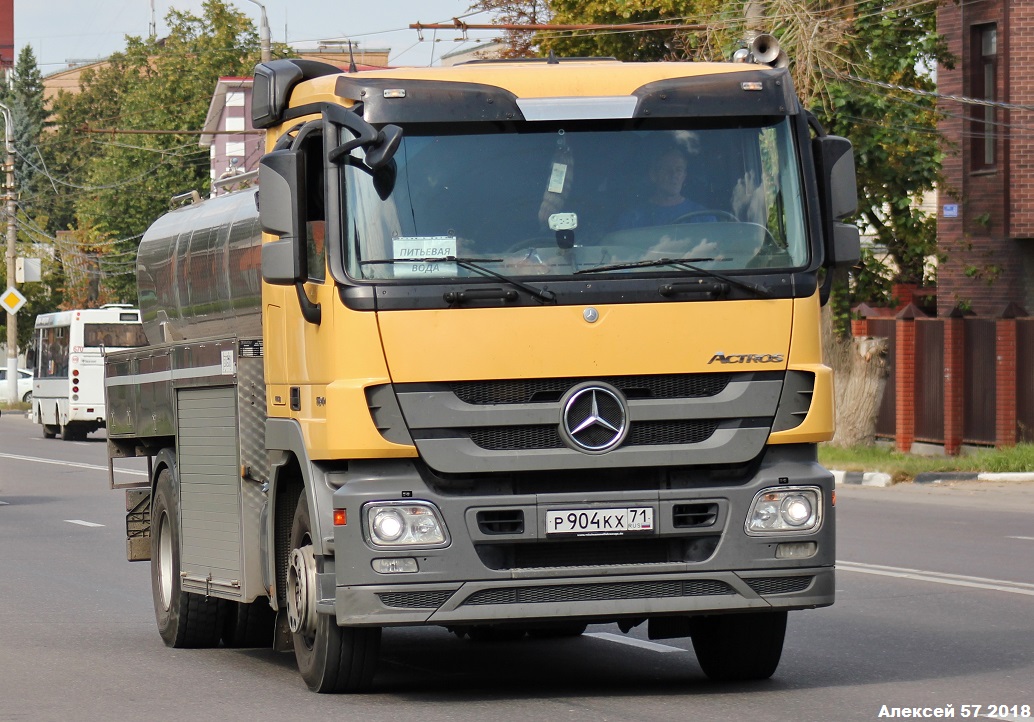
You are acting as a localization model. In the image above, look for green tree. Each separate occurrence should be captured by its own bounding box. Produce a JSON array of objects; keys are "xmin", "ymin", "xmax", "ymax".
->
[
  {"xmin": 542, "ymin": 0, "xmax": 693, "ymax": 60},
  {"xmin": 49, "ymin": 0, "xmax": 270, "ymax": 301},
  {"xmin": 0, "ymin": 45, "xmax": 64, "ymax": 353},
  {"xmin": 0, "ymin": 46, "xmax": 48, "ymax": 203},
  {"xmin": 469, "ymin": 0, "xmax": 553, "ymax": 58}
]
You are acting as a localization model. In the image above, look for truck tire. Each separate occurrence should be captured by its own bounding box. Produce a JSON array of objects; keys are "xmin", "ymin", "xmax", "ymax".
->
[
  {"xmin": 222, "ymin": 598, "xmax": 276, "ymax": 648},
  {"xmin": 689, "ymin": 611, "xmax": 787, "ymax": 681},
  {"xmin": 151, "ymin": 468, "xmax": 224, "ymax": 648},
  {"xmin": 288, "ymin": 493, "xmax": 380, "ymax": 693}
]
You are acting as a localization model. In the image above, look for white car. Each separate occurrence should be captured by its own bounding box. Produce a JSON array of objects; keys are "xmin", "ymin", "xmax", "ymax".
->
[{"xmin": 0, "ymin": 367, "xmax": 33, "ymax": 403}]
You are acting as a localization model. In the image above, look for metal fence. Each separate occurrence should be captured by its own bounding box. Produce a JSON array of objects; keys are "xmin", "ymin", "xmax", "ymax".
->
[
  {"xmin": 867, "ymin": 315, "xmax": 1032, "ymax": 449},
  {"xmin": 915, "ymin": 319, "xmax": 944, "ymax": 443},
  {"xmin": 962, "ymin": 319, "xmax": 996, "ymax": 445}
]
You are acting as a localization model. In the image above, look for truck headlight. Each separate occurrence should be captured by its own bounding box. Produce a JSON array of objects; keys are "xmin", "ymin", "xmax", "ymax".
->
[
  {"xmin": 364, "ymin": 502, "xmax": 449, "ymax": 548},
  {"xmin": 745, "ymin": 487, "xmax": 821, "ymax": 535}
]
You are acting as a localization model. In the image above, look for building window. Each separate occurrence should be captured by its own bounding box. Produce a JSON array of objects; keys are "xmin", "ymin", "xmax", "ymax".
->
[
  {"xmin": 224, "ymin": 116, "xmax": 245, "ymax": 132},
  {"xmin": 226, "ymin": 90, "xmax": 245, "ymax": 107},
  {"xmin": 225, "ymin": 141, "xmax": 246, "ymax": 157},
  {"xmin": 971, "ymin": 24, "xmax": 997, "ymax": 170}
]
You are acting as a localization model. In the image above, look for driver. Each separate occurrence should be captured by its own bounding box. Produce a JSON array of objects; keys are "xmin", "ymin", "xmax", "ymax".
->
[{"xmin": 616, "ymin": 143, "xmax": 710, "ymax": 229}]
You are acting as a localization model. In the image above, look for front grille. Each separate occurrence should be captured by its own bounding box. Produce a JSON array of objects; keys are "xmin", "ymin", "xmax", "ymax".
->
[
  {"xmin": 378, "ymin": 590, "xmax": 455, "ymax": 609},
  {"xmin": 469, "ymin": 425, "xmax": 565, "ymax": 450},
  {"xmin": 475, "ymin": 537, "xmax": 720, "ymax": 570},
  {"xmin": 477, "ymin": 509, "xmax": 525, "ymax": 535},
  {"xmin": 672, "ymin": 503, "xmax": 719, "ymax": 528},
  {"xmin": 462, "ymin": 579, "xmax": 734, "ymax": 606},
  {"xmin": 451, "ymin": 373, "xmax": 731, "ymax": 405},
  {"xmin": 467, "ymin": 420, "xmax": 719, "ymax": 451},
  {"xmin": 745, "ymin": 576, "xmax": 814, "ymax": 596}
]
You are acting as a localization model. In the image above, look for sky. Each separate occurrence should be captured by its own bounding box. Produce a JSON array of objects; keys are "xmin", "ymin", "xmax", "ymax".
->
[{"xmin": 16, "ymin": 0, "xmax": 502, "ymax": 75}]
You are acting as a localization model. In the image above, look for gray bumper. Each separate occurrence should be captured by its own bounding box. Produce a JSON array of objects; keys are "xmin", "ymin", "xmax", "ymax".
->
[
  {"xmin": 326, "ymin": 445, "xmax": 836, "ymax": 627},
  {"xmin": 331, "ymin": 567, "xmax": 834, "ymax": 626}
]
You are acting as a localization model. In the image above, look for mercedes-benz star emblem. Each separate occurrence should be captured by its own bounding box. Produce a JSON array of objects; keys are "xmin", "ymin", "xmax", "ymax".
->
[{"xmin": 560, "ymin": 383, "xmax": 629, "ymax": 453}]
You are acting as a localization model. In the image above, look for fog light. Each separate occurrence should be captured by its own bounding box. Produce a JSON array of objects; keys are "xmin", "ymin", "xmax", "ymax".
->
[
  {"xmin": 746, "ymin": 487, "xmax": 821, "ymax": 535},
  {"xmin": 372, "ymin": 558, "xmax": 418, "ymax": 574},
  {"xmin": 364, "ymin": 501, "xmax": 449, "ymax": 548},
  {"xmin": 776, "ymin": 541, "xmax": 818, "ymax": 559}
]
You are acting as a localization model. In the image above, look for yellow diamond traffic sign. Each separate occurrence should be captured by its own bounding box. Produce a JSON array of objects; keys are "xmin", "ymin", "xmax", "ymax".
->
[{"xmin": 1, "ymin": 286, "xmax": 26, "ymax": 315}]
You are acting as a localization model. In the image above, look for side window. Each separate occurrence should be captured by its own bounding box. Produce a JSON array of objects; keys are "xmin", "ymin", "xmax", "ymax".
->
[
  {"xmin": 971, "ymin": 24, "xmax": 997, "ymax": 171},
  {"xmin": 303, "ymin": 133, "xmax": 326, "ymax": 283},
  {"xmin": 39, "ymin": 327, "xmax": 68, "ymax": 378}
]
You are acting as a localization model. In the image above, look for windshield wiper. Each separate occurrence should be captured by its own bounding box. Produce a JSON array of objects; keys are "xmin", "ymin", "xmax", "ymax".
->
[
  {"xmin": 574, "ymin": 257, "xmax": 770, "ymax": 298},
  {"xmin": 359, "ymin": 257, "xmax": 557, "ymax": 304}
]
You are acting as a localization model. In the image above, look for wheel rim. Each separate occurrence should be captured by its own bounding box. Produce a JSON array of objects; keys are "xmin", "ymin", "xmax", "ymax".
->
[
  {"xmin": 286, "ymin": 543, "xmax": 317, "ymax": 638},
  {"xmin": 157, "ymin": 510, "xmax": 173, "ymax": 609}
]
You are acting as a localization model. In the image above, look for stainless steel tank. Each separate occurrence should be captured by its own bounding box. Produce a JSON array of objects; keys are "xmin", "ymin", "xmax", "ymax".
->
[{"xmin": 137, "ymin": 189, "xmax": 262, "ymax": 344}]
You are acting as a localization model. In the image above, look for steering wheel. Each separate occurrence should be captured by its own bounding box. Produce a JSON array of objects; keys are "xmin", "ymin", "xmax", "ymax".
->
[
  {"xmin": 673, "ymin": 209, "xmax": 739, "ymax": 224},
  {"xmin": 504, "ymin": 237, "xmax": 559, "ymax": 254}
]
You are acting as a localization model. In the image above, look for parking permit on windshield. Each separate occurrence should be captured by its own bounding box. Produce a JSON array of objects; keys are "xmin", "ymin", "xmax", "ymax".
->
[{"xmin": 548, "ymin": 163, "xmax": 568, "ymax": 194}]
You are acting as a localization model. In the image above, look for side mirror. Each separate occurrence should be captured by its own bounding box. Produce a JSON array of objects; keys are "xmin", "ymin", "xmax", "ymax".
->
[
  {"xmin": 259, "ymin": 149, "xmax": 307, "ymax": 286},
  {"xmin": 831, "ymin": 222, "xmax": 860, "ymax": 268},
  {"xmin": 813, "ymin": 135, "xmax": 860, "ymax": 268}
]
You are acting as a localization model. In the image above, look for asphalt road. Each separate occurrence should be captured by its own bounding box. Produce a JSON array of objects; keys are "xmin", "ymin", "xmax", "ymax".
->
[{"xmin": 1, "ymin": 410, "xmax": 1032, "ymax": 722}]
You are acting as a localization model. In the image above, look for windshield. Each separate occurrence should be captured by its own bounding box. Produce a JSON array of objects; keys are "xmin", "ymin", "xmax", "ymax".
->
[{"xmin": 346, "ymin": 118, "xmax": 808, "ymax": 281}]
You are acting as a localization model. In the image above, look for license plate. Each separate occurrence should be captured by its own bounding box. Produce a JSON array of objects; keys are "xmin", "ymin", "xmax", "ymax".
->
[{"xmin": 546, "ymin": 507, "xmax": 654, "ymax": 536}]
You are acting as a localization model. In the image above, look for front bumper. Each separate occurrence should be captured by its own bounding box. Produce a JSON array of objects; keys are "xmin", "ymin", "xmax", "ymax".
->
[
  {"xmin": 326, "ymin": 445, "xmax": 835, "ymax": 627},
  {"xmin": 327, "ymin": 567, "xmax": 834, "ymax": 626}
]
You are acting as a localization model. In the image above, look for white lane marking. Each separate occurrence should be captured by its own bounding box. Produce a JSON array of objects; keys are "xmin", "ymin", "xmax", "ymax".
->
[
  {"xmin": 1007, "ymin": 536, "xmax": 1034, "ymax": 541},
  {"xmin": 586, "ymin": 632, "xmax": 686, "ymax": 653},
  {"xmin": 0, "ymin": 452, "xmax": 146, "ymax": 476},
  {"xmin": 65, "ymin": 520, "xmax": 105, "ymax": 528},
  {"xmin": 839, "ymin": 561, "xmax": 1034, "ymax": 596}
]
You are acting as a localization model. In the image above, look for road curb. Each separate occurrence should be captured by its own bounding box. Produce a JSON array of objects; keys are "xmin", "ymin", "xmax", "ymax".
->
[
  {"xmin": 913, "ymin": 471, "xmax": 1034, "ymax": 484},
  {"xmin": 831, "ymin": 470, "xmax": 893, "ymax": 487}
]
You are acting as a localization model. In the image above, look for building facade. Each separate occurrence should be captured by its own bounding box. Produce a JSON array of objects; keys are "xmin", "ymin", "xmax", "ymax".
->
[{"xmin": 937, "ymin": 1, "xmax": 1034, "ymax": 315}]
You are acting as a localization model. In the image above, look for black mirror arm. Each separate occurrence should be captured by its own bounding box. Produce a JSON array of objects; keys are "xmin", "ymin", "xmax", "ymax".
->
[
  {"xmin": 322, "ymin": 103, "xmax": 401, "ymax": 169},
  {"xmin": 295, "ymin": 282, "xmax": 322, "ymax": 325}
]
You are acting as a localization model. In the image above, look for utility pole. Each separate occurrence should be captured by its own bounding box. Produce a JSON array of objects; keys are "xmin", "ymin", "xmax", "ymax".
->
[
  {"xmin": 246, "ymin": 0, "xmax": 271, "ymax": 63},
  {"xmin": 1, "ymin": 101, "xmax": 17, "ymax": 404}
]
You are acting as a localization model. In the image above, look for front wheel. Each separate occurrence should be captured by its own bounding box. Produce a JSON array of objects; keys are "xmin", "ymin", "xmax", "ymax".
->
[
  {"xmin": 151, "ymin": 468, "xmax": 224, "ymax": 648},
  {"xmin": 288, "ymin": 492, "xmax": 380, "ymax": 693},
  {"xmin": 689, "ymin": 611, "xmax": 787, "ymax": 681}
]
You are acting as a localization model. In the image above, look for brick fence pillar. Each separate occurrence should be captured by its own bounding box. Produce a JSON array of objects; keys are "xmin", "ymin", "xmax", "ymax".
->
[
  {"xmin": 894, "ymin": 305, "xmax": 922, "ymax": 453},
  {"xmin": 996, "ymin": 316, "xmax": 1019, "ymax": 448},
  {"xmin": 943, "ymin": 316, "xmax": 964, "ymax": 456}
]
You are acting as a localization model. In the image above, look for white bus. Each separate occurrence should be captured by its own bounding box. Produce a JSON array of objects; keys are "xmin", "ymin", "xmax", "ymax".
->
[{"xmin": 32, "ymin": 304, "xmax": 148, "ymax": 440}]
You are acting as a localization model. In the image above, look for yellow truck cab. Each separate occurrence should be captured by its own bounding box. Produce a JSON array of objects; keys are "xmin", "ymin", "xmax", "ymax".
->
[{"xmin": 105, "ymin": 40, "xmax": 859, "ymax": 693}]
